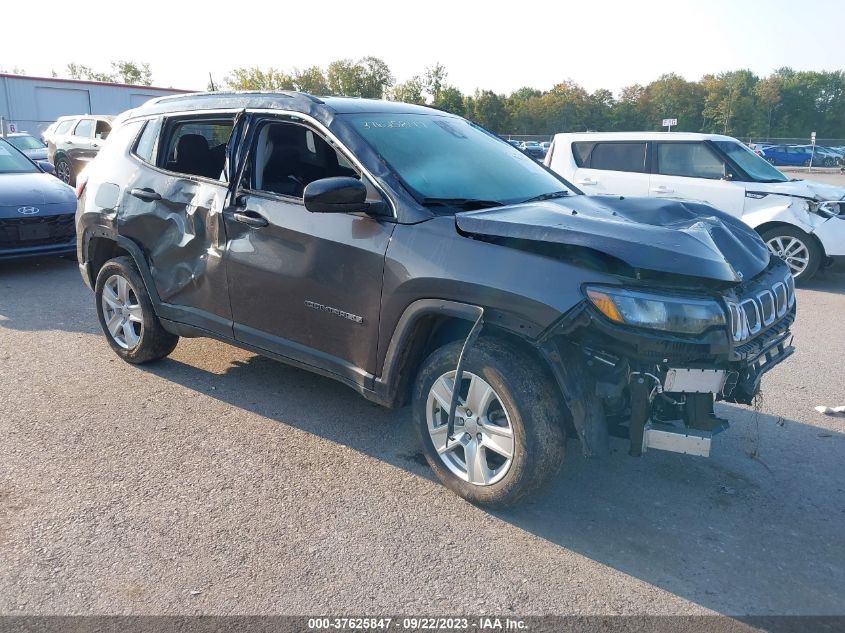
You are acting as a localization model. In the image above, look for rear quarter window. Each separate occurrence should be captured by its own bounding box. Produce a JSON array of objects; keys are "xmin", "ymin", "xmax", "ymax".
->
[
  {"xmin": 132, "ymin": 118, "xmax": 162, "ymax": 164},
  {"xmin": 572, "ymin": 142, "xmax": 595, "ymax": 167},
  {"xmin": 55, "ymin": 120, "xmax": 75, "ymax": 135}
]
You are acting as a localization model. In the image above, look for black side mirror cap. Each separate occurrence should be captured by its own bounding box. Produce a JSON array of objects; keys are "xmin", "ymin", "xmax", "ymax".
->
[{"xmin": 303, "ymin": 177, "xmax": 385, "ymax": 215}]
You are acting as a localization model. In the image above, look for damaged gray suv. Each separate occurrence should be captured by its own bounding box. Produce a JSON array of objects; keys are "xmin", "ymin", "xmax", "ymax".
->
[{"xmin": 76, "ymin": 92, "xmax": 796, "ymax": 506}]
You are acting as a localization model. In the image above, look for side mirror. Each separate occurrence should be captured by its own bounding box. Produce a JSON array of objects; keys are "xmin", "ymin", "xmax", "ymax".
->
[
  {"xmin": 37, "ymin": 160, "xmax": 55, "ymax": 174},
  {"xmin": 303, "ymin": 177, "xmax": 376, "ymax": 214}
]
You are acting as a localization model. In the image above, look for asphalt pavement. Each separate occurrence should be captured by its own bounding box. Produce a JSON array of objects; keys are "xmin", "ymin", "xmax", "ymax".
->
[{"xmin": 1, "ymin": 257, "xmax": 844, "ymax": 617}]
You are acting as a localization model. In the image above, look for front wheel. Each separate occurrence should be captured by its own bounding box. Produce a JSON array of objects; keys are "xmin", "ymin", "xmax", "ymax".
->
[
  {"xmin": 762, "ymin": 226, "xmax": 822, "ymax": 285},
  {"xmin": 95, "ymin": 256, "xmax": 178, "ymax": 363},
  {"xmin": 413, "ymin": 337, "xmax": 566, "ymax": 507},
  {"xmin": 54, "ymin": 157, "xmax": 74, "ymax": 185}
]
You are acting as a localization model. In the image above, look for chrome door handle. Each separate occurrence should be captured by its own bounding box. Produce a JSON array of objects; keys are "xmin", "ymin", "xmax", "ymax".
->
[
  {"xmin": 130, "ymin": 188, "xmax": 162, "ymax": 202},
  {"xmin": 651, "ymin": 186, "xmax": 674, "ymax": 193},
  {"xmin": 233, "ymin": 211, "xmax": 269, "ymax": 228}
]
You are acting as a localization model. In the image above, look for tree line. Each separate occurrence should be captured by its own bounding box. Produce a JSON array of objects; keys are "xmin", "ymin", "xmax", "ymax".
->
[
  {"xmin": 224, "ymin": 59, "xmax": 845, "ymax": 140},
  {"xmin": 24, "ymin": 59, "xmax": 843, "ymax": 139}
]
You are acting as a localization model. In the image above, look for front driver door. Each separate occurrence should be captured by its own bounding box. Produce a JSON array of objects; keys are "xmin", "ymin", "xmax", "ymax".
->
[
  {"xmin": 649, "ymin": 141, "xmax": 746, "ymax": 217},
  {"xmin": 223, "ymin": 116, "xmax": 395, "ymax": 385}
]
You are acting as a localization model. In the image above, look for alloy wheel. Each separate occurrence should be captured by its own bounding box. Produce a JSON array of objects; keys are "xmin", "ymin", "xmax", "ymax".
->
[
  {"xmin": 766, "ymin": 236, "xmax": 810, "ymax": 277},
  {"xmin": 101, "ymin": 274, "xmax": 143, "ymax": 349},
  {"xmin": 56, "ymin": 161, "xmax": 71, "ymax": 184},
  {"xmin": 426, "ymin": 371, "xmax": 514, "ymax": 486}
]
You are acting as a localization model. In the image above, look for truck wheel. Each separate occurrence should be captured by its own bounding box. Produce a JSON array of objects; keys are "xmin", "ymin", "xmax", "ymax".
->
[
  {"xmin": 762, "ymin": 226, "xmax": 822, "ymax": 284},
  {"xmin": 413, "ymin": 337, "xmax": 566, "ymax": 506},
  {"xmin": 94, "ymin": 256, "xmax": 178, "ymax": 363},
  {"xmin": 55, "ymin": 157, "xmax": 74, "ymax": 185}
]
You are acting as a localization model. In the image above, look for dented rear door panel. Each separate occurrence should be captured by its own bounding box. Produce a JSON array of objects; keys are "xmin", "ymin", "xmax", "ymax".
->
[{"xmin": 118, "ymin": 171, "xmax": 233, "ymax": 336}]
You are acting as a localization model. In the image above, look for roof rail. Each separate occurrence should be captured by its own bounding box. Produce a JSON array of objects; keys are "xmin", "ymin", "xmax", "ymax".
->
[{"xmin": 151, "ymin": 90, "xmax": 325, "ymax": 105}]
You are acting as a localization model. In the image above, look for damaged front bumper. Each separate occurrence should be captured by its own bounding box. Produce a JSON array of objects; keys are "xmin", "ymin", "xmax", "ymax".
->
[{"xmin": 539, "ymin": 261, "xmax": 796, "ymax": 459}]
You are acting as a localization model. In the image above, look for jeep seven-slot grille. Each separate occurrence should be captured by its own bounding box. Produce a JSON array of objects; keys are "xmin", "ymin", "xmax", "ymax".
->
[
  {"xmin": 0, "ymin": 215, "xmax": 75, "ymax": 248},
  {"xmin": 728, "ymin": 271, "xmax": 794, "ymax": 343}
]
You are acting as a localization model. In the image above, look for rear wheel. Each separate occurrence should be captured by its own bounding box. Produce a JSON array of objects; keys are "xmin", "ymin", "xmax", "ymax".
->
[
  {"xmin": 413, "ymin": 337, "xmax": 566, "ymax": 507},
  {"xmin": 762, "ymin": 226, "xmax": 822, "ymax": 284},
  {"xmin": 54, "ymin": 157, "xmax": 74, "ymax": 185},
  {"xmin": 94, "ymin": 256, "xmax": 178, "ymax": 363}
]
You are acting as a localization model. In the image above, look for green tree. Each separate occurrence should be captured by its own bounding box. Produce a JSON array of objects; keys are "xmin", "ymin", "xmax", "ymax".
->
[
  {"xmin": 643, "ymin": 73, "xmax": 705, "ymax": 132},
  {"xmin": 358, "ymin": 56, "xmax": 394, "ymax": 98},
  {"xmin": 111, "ymin": 60, "xmax": 153, "ymax": 86},
  {"xmin": 433, "ymin": 86, "xmax": 466, "ymax": 116},
  {"xmin": 609, "ymin": 84, "xmax": 647, "ymax": 131},
  {"xmin": 701, "ymin": 70, "xmax": 757, "ymax": 135},
  {"xmin": 753, "ymin": 75, "xmax": 783, "ymax": 139},
  {"xmin": 293, "ymin": 66, "xmax": 330, "ymax": 94},
  {"xmin": 424, "ymin": 62, "xmax": 448, "ymax": 101},
  {"xmin": 467, "ymin": 90, "xmax": 509, "ymax": 133},
  {"xmin": 66, "ymin": 61, "xmax": 153, "ymax": 85},
  {"xmin": 225, "ymin": 67, "xmax": 295, "ymax": 90},
  {"xmin": 326, "ymin": 57, "xmax": 393, "ymax": 98},
  {"xmin": 390, "ymin": 77, "xmax": 426, "ymax": 104}
]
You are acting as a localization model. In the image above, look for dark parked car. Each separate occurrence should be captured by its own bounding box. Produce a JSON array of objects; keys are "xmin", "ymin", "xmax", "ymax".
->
[
  {"xmin": 519, "ymin": 140, "xmax": 546, "ymax": 160},
  {"xmin": 0, "ymin": 138, "xmax": 77, "ymax": 260},
  {"xmin": 5, "ymin": 132, "xmax": 49, "ymax": 161},
  {"xmin": 76, "ymin": 92, "xmax": 795, "ymax": 505},
  {"xmin": 47, "ymin": 115, "xmax": 114, "ymax": 185}
]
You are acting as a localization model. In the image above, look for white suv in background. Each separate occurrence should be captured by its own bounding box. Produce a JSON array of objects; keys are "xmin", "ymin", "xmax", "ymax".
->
[{"xmin": 546, "ymin": 132, "xmax": 845, "ymax": 282}]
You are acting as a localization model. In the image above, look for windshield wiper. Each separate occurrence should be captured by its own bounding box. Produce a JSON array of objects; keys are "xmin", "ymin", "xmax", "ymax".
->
[
  {"xmin": 520, "ymin": 190, "xmax": 571, "ymax": 203},
  {"xmin": 420, "ymin": 197, "xmax": 505, "ymax": 210}
]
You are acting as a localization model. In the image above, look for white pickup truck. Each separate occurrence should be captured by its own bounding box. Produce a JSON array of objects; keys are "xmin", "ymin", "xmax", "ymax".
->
[{"xmin": 546, "ymin": 132, "xmax": 845, "ymax": 282}]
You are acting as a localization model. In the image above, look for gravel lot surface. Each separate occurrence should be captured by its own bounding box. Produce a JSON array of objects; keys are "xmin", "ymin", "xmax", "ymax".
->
[{"xmin": 1, "ymin": 255, "xmax": 844, "ymax": 617}]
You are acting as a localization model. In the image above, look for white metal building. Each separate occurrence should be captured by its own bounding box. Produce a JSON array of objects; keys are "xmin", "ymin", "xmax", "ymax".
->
[{"xmin": 0, "ymin": 73, "xmax": 193, "ymax": 137}]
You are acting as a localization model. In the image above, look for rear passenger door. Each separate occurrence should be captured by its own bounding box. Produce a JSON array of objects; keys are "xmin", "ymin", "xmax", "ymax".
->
[
  {"xmin": 67, "ymin": 118, "xmax": 95, "ymax": 170},
  {"xmin": 116, "ymin": 113, "xmax": 239, "ymax": 337},
  {"xmin": 223, "ymin": 115, "xmax": 394, "ymax": 382},
  {"xmin": 571, "ymin": 141, "xmax": 649, "ymax": 196},
  {"xmin": 649, "ymin": 141, "xmax": 745, "ymax": 216}
]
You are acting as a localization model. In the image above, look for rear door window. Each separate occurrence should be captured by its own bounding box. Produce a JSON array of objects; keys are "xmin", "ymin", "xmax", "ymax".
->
[
  {"xmin": 158, "ymin": 117, "xmax": 235, "ymax": 180},
  {"xmin": 74, "ymin": 119, "xmax": 94, "ymax": 138},
  {"xmin": 587, "ymin": 142, "xmax": 647, "ymax": 172},
  {"xmin": 656, "ymin": 142, "xmax": 726, "ymax": 179}
]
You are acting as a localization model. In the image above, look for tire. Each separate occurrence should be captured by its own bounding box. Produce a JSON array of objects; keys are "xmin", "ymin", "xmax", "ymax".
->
[
  {"xmin": 823, "ymin": 157, "xmax": 834, "ymax": 167},
  {"xmin": 767, "ymin": 158, "xmax": 776, "ymax": 165},
  {"xmin": 761, "ymin": 226, "xmax": 822, "ymax": 285},
  {"xmin": 803, "ymin": 159, "xmax": 811, "ymax": 167},
  {"xmin": 412, "ymin": 337, "xmax": 566, "ymax": 507},
  {"xmin": 54, "ymin": 156, "xmax": 74, "ymax": 185},
  {"xmin": 94, "ymin": 256, "xmax": 178, "ymax": 363}
]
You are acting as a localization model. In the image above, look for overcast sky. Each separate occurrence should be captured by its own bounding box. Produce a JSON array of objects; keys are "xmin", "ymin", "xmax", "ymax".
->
[{"xmin": 5, "ymin": 0, "xmax": 843, "ymax": 94}]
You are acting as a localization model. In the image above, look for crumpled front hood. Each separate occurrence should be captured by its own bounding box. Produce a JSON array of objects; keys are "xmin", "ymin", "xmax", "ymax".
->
[
  {"xmin": 0, "ymin": 172, "xmax": 75, "ymax": 207},
  {"xmin": 751, "ymin": 179, "xmax": 845, "ymax": 201},
  {"xmin": 456, "ymin": 195, "xmax": 771, "ymax": 283}
]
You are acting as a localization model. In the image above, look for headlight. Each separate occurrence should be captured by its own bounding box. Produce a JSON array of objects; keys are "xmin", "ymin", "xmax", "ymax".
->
[{"xmin": 585, "ymin": 286, "xmax": 726, "ymax": 335}]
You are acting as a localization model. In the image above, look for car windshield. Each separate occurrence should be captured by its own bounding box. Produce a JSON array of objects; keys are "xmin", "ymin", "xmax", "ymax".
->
[
  {"xmin": 7, "ymin": 135, "xmax": 45, "ymax": 151},
  {"xmin": 0, "ymin": 140, "xmax": 38, "ymax": 174},
  {"xmin": 346, "ymin": 113, "xmax": 574, "ymax": 208},
  {"xmin": 714, "ymin": 140, "xmax": 788, "ymax": 183}
]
